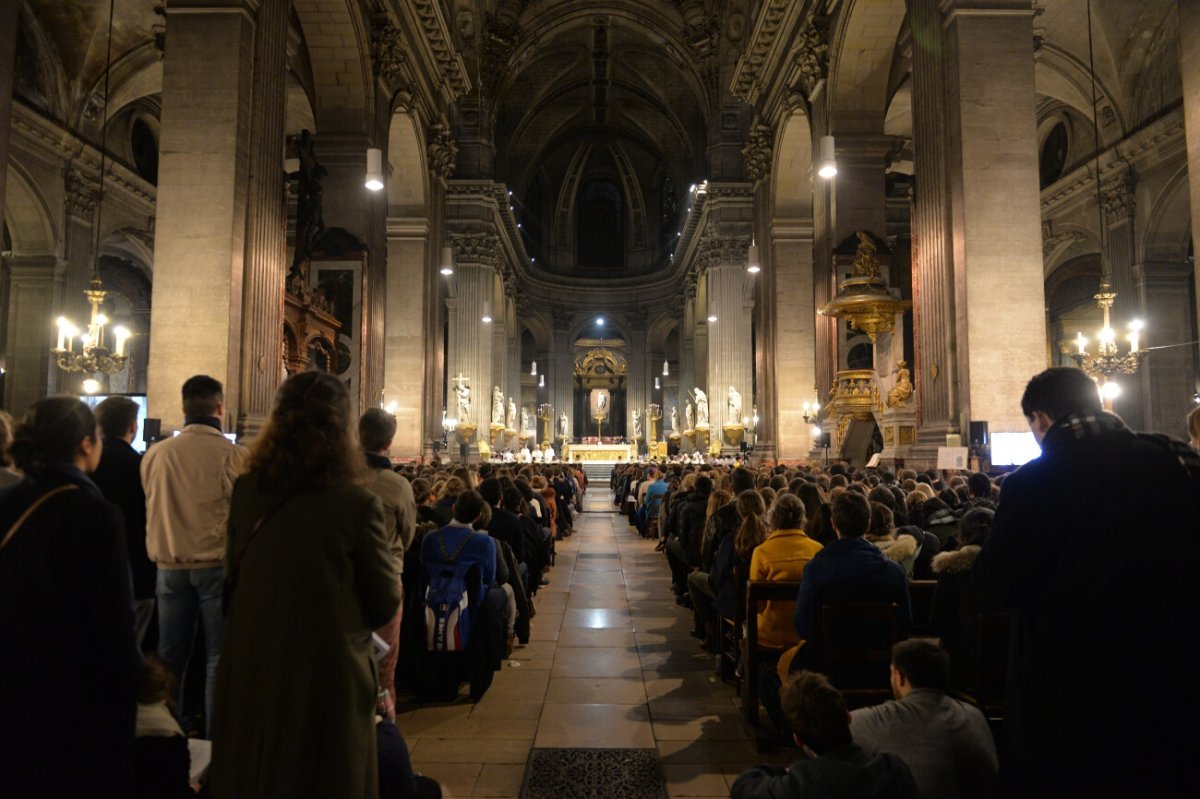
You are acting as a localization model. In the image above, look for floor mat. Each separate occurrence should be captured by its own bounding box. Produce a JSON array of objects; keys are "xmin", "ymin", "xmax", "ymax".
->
[{"xmin": 520, "ymin": 748, "xmax": 668, "ymax": 799}]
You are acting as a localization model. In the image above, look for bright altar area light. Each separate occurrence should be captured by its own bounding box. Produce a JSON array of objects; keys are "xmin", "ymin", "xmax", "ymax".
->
[
  {"xmin": 1098, "ymin": 327, "xmax": 1116, "ymax": 345},
  {"xmin": 385, "ymin": 400, "xmax": 398, "ymax": 415},
  {"xmin": 1099, "ymin": 380, "xmax": 1122, "ymax": 401},
  {"xmin": 811, "ymin": 425, "xmax": 822, "ymax": 438},
  {"xmin": 365, "ymin": 148, "xmax": 384, "ymax": 191},
  {"xmin": 596, "ymin": 317, "xmax": 605, "ymax": 326},
  {"xmin": 707, "ymin": 314, "xmax": 718, "ymax": 323},
  {"xmin": 818, "ymin": 135, "xmax": 838, "ymax": 179},
  {"xmin": 82, "ymin": 378, "xmax": 101, "ymax": 395}
]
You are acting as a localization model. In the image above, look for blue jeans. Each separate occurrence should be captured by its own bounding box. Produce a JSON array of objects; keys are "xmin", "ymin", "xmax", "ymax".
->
[{"xmin": 156, "ymin": 567, "xmax": 224, "ymax": 737}]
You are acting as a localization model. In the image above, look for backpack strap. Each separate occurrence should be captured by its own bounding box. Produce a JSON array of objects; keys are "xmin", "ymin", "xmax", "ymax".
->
[
  {"xmin": 0, "ymin": 485, "xmax": 79, "ymax": 553},
  {"xmin": 437, "ymin": 528, "xmax": 473, "ymax": 565}
]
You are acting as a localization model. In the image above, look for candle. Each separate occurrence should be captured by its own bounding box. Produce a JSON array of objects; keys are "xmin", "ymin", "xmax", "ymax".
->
[
  {"xmin": 55, "ymin": 318, "xmax": 66, "ymax": 351},
  {"xmin": 113, "ymin": 326, "xmax": 130, "ymax": 357},
  {"xmin": 1129, "ymin": 320, "xmax": 1143, "ymax": 354},
  {"xmin": 1076, "ymin": 332, "xmax": 1087, "ymax": 354}
]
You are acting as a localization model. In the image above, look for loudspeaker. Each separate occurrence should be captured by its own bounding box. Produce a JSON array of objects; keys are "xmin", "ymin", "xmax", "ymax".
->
[
  {"xmin": 969, "ymin": 420, "xmax": 989, "ymax": 448},
  {"xmin": 819, "ymin": 432, "xmax": 832, "ymax": 449},
  {"xmin": 143, "ymin": 418, "xmax": 161, "ymax": 443}
]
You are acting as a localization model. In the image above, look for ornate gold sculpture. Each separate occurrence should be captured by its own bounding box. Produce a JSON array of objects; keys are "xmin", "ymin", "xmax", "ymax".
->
[
  {"xmin": 851, "ymin": 231, "xmax": 881, "ymax": 278},
  {"xmin": 886, "ymin": 361, "xmax": 914, "ymax": 409},
  {"xmin": 817, "ymin": 230, "xmax": 911, "ymax": 342}
]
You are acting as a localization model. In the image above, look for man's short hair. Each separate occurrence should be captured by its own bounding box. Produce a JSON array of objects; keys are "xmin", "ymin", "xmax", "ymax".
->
[
  {"xmin": 967, "ymin": 472, "xmax": 991, "ymax": 499},
  {"xmin": 780, "ymin": 671, "xmax": 852, "ymax": 752},
  {"xmin": 830, "ymin": 491, "xmax": 871, "ymax": 537},
  {"xmin": 358, "ymin": 408, "xmax": 398, "ymax": 453},
  {"xmin": 731, "ymin": 467, "xmax": 755, "ymax": 494},
  {"xmin": 452, "ymin": 490, "xmax": 487, "ymax": 524},
  {"xmin": 891, "ymin": 639, "xmax": 950, "ymax": 691},
  {"xmin": 94, "ymin": 396, "xmax": 140, "ymax": 440},
  {"xmin": 694, "ymin": 475, "xmax": 714, "ymax": 496},
  {"xmin": 478, "ymin": 477, "xmax": 503, "ymax": 507},
  {"xmin": 1020, "ymin": 366, "xmax": 1101, "ymax": 422},
  {"xmin": 182, "ymin": 375, "xmax": 224, "ymax": 419}
]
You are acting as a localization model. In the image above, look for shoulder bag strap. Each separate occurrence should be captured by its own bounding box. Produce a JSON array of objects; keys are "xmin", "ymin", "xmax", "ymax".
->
[
  {"xmin": 0, "ymin": 485, "xmax": 79, "ymax": 552},
  {"xmin": 437, "ymin": 528, "xmax": 473, "ymax": 565}
]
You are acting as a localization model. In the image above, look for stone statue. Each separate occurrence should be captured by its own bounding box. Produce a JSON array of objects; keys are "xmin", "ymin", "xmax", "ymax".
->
[
  {"xmin": 491, "ymin": 386, "xmax": 504, "ymax": 426},
  {"xmin": 887, "ymin": 360, "xmax": 915, "ymax": 409},
  {"xmin": 632, "ymin": 409, "xmax": 643, "ymax": 439},
  {"xmin": 727, "ymin": 385, "xmax": 743, "ymax": 425},
  {"xmin": 694, "ymin": 387, "xmax": 709, "ymax": 427},
  {"xmin": 520, "ymin": 406, "xmax": 530, "ymax": 433},
  {"xmin": 452, "ymin": 374, "xmax": 471, "ymax": 423},
  {"xmin": 685, "ymin": 401, "xmax": 695, "ymax": 431},
  {"xmin": 508, "ymin": 398, "xmax": 517, "ymax": 430},
  {"xmin": 597, "ymin": 391, "xmax": 608, "ymax": 415},
  {"xmin": 558, "ymin": 412, "xmax": 569, "ymax": 438},
  {"xmin": 671, "ymin": 406, "xmax": 679, "ymax": 432}
]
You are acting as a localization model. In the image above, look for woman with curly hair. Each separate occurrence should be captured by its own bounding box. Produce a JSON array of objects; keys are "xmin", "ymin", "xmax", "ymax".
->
[{"xmin": 210, "ymin": 371, "xmax": 400, "ymax": 799}]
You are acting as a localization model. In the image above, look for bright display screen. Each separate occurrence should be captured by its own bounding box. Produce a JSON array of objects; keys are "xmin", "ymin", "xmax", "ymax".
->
[{"xmin": 990, "ymin": 432, "xmax": 1042, "ymax": 466}]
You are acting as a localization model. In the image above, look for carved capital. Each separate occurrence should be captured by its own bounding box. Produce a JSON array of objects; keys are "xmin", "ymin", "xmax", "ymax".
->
[
  {"xmin": 742, "ymin": 121, "xmax": 773, "ymax": 181},
  {"xmin": 427, "ymin": 122, "xmax": 458, "ymax": 178},
  {"xmin": 697, "ymin": 234, "xmax": 751, "ymax": 270},
  {"xmin": 370, "ymin": 18, "xmax": 408, "ymax": 89},
  {"xmin": 448, "ymin": 232, "xmax": 500, "ymax": 267},
  {"xmin": 1101, "ymin": 174, "xmax": 1135, "ymax": 221},
  {"xmin": 1042, "ymin": 230, "xmax": 1084, "ymax": 258},
  {"xmin": 64, "ymin": 168, "xmax": 99, "ymax": 220}
]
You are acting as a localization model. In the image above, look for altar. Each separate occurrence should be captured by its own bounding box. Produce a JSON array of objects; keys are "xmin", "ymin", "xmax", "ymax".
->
[{"xmin": 563, "ymin": 443, "xmax": 636, "ymax": 463}]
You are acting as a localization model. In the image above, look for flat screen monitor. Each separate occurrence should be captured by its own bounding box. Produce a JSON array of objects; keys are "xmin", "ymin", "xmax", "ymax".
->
[
  {"xmin": 990, "ymin": 431, "xmax": 1041, "ymax": 467},
  {"xmin": 81, "ymin": 394, "xmax": 149, "ymax": 453}
]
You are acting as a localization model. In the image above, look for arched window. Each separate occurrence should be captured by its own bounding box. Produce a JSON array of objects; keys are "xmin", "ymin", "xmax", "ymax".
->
[
  {"xmin": 577, "ymin": 180, "xmax": 624, "ymax": 268},
  {"xmin": 1039, "ymin": 122, "xmax": 1068, "ymax": 189}
]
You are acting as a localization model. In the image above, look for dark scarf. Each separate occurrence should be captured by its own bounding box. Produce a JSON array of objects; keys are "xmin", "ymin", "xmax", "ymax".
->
[
  {"xmin": 184, "ymin": 416, "xmax": 223, "ymax": 433},
  {"xmin": 45, "ymin": 463, "xmax": 105, "ymax": 500},
  {"xmin": 365, "ymin": 452, "xmax": 391, "ymax": 471},
  {"xmin": 1041, "ymin": 410, "xmax": 1128, "ymax": 455}
]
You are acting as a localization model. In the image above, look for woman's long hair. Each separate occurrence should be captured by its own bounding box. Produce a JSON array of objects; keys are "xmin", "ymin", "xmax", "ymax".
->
[
  {"xmin": 733, "ymin": 489, "xmax": 769, "ymax": 560},
  {"xmin": 9, "ymin": 396, "xmax": 97, "ymax": 479},
  {"xmin": 245, "ymin": 372, "xmax": 362, "ymax": 493},
  {"xmin": 705, "ymin": 489, "xmax": 732, "ymax": 523}
]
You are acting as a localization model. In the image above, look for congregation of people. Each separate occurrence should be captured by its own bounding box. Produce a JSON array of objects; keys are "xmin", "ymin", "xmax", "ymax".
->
[
  {"xmin": 0, "ymin": 371, "xmax": 586, "ymax": 798},
  {"xmin": 1, "ymin": 365, "xmax": 1198, "ymax": 798}
]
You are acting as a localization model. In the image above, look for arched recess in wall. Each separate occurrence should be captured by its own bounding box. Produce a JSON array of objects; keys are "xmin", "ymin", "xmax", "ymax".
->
[
  {"xmin": 292, "ymin": 0, "xmax": 372, "ymax": 130},
  {"xmin": 828, "ymin": 0, "xmax": 907, "ymax": 130},
  {"xmin": 2, "ymin": 165, "xmax": 57, "ymax": 256},
  {"xmin": 1045, "ymin": 254, "xmax": 1104, "ymax": 367},
  {"xmin": 772, "ymin": 110, "xmax": 814, "ymax": 219},
  {"xmin": 387, "ymin": 110, "xmax": 427, "ymax": 212},
  {"xmin": 1142, "ymin": 166, "xmax": 1193, "ymax": 263},
  {"xmin": 96, "ymin": 246, "xmax": 152, "ymax": 395}
]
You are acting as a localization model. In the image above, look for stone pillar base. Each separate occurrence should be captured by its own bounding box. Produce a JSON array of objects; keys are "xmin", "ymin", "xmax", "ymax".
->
[{"xmin": 875, "ymin": 407, "xmax": 918, "ymax": 468}]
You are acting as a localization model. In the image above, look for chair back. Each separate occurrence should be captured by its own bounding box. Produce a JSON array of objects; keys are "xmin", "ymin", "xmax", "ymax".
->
[
  {"xmin": 819, "ymin": 602, "xmax": 899, "ymax": 707},
  {"xmin": 908, "ymin": 580, "xmax": 938, "ymax": 636}
]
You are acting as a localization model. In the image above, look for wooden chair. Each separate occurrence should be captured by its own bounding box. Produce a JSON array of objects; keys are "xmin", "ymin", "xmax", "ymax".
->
[
  {"xmin": 716, "ymin": 562, "xmax": 746, "ymax": 686},
  {"xmin": 908, "ymin": 580, "xmax": 938, "ymax": 636},
  {"xmin": 741, "ymin": 580, "xmax": 802, "ymax": 725},
  {"xmin": 820, "ymin": 602, "xmax": 900, "ymax": 709},
  {"xmin": 964, "ymin": 612, "xmax": 1011, "ymax": 722}
]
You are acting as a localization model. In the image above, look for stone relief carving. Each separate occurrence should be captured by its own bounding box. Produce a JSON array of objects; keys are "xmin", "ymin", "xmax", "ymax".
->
[
  {"xmin": 697, "ymin": 234, "xmax": 751, "ymax": 271},
  {"xmin": 411, "ymin": 0, "xmax": 472, "ymax": 100},
  {"xmin": 370, "ymin": 18, "xmax": 408, "ymax": 89},
  {"xmin": 1042, "ymin": 230, "xmax": 1084, "ymax": 258},
  {"xmin": 791, "ymin": 23, "xmax": 828, "ymax": 94},
  {"xmin": 64, "ymin": 167, "xmax": 99, "ymax": 218},
  {"xmin": 427, "ymin": 122, "xmax": 458, "ymax": 178},
  {"xmin": 448, "ymin": 232, "xmax": 500, "ymax": 267},
  {"xmin": 742, "ymin": 121, "xmax": 773, "ymax": 181},
  {"xmin": 1101, "ymin": 175, "xmax": 1135, "ymax": 220}
]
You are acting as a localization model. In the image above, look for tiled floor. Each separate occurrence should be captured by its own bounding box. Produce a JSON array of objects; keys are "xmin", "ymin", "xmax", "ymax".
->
[{"xmin": 400, "ymin": 493, "xmax": 791, "ymax": 798}]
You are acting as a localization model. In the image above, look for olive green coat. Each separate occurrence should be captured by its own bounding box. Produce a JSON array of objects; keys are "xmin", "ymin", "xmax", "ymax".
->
[{"xmin": 209, "ymin": 475, "xmax": 401, "ymax": 799}]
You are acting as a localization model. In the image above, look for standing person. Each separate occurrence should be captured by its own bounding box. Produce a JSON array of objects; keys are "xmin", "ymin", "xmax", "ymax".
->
[
  {"xmin": 141, "ymin": 375, "xmax": 248, "ymax": 735},
  {"xmin": 210, "ymin": 372, "xmax": 400, "ymax": 799},
  {"xmin": 0, "ymin": 397, "xmax": 140, "ymax": 798},
  {"xmin": 91, "ymin": 396, "xmax": 156, "ymax": 648},
  {"xmin": 0, "ymin": 410, "xmax": 22, "ymax": 488},
  {"xmin": 975, "ymin": 367, "xmax": 1200, "ymax": 798},
  {"xmin": 359, "ymin": 408, "xmax": 417, "ymax": 720}
]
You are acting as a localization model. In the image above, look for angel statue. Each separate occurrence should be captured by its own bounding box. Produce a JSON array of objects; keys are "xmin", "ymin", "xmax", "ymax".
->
[
  {"xmin": 685, "ymin": 401, "xmax": 695, "ymax": 431},
  {"xmin": 727, "ymin": 385, "xmax": 743, "ymax": 424},
  {"xmin": 671, "ymin": 406, "xmax": 679, "ymax": 432},
  {"xmin": 558, "ymin": 412, "xmax": 569, "ymax": 438},
  {"xmin": 694, "ymin": 387, "xmax": 709, "ymax": 427},
  {"xmin": 508, "ymin": 398, "xmax": 517, "ymax": 430},
  {"xmin": 520, "ymin": 406, "xmax": 530, "ymax": 433},
  {"xmin": 452, "ymin": 374, "xmax": 471, "ymax": 423}
]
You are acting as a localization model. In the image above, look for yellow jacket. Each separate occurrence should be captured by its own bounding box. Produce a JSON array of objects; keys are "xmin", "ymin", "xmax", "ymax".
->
[{"xmin": 748, "ymin": 529, "xmax": 823, "ymax": 650}]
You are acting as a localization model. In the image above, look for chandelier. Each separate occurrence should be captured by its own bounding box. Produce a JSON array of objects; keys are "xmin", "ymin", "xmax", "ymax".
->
[
  {"xmin": 1068, "ymin": 0, "xmax": 1145, "ymax": 408},
  {"xmin": 50, "ymin": 0, "xmax": 130, "ymax": 394}
]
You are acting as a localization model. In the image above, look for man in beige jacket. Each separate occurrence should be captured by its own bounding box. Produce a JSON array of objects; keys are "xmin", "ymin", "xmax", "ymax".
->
[
  {"xmin": 358, "ymin": 408, "xmax": 417, "ymax": 718},
  {"xmin": 142, "ymin": 375, "xmax": 247, "ymax": 735}
]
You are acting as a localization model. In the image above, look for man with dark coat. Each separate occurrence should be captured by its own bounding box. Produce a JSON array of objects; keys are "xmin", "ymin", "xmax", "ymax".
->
[
  {"xmin": 975, "ymin": 367, "xmax": 1200, "ymax": 799},
  {"xmin": 91, "ymin": 396, "xmax": 156, "ymax": 648},
  {"xmin": 701, "ymin": 466, "xmax": 754, "ymax": 571}
]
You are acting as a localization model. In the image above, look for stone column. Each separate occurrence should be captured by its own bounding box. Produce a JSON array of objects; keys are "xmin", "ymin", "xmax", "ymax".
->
[
  {"xmin": 0, "ymin": 0, "xmax": 17, "ymax": 224},
  {"xmin": 4, "ymin": 256, "xmax": 59, "ymax": 412},
  {"xmin": 1135, "ymin": 261, "xmax": 1194, "ymax": 437},
  {"xmin": 627, "ymin": 325, "xmax": 648, "ymax": 445},
  {"xmin": 1100, "ymin": 173, "xmax": 1143, "ymax": 429},
  {"xmin": 1179, "ymin": 0, "xmax": 1200, "ymax": 339},
  {"xmin": 910, "ymin": 0, "xmax": 1047, "ymax": 440},
  {"xmin": 237, "ymin": 0, "xmax": 290, "ymax": 439},
  {"xmin": 704, "ymin": 241, "xmax": 754, "ymax": 451},
  {"xmin": 444, "ymin": 250, "xmax": 496, "ymax": 456},
  {"xmin": 383, "ymin": 217, "xmax": 429, "ymax": 456},
  {"xmin": 772, "ymin": 223, "xmax": 817, "ymax": 459},
  {"xmin": 60, "ymin": 169, "xmax": 99, "ymax": 339},
  {"xmin": 148, "ymin": 0, "xmax": 258, "ymax": 431},
  {"xmin": 680, "ymin": 287, "xmax": 697, "ymax": 418},
  {"xmin": 551, "ymin": 312, "xmax": 573, "ymax": 441}
]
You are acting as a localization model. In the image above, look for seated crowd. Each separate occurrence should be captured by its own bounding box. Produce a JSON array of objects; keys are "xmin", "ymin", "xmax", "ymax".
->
[{"xmin": 0, "ymin": 373, "xmax": 585, "ymax": 798}]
